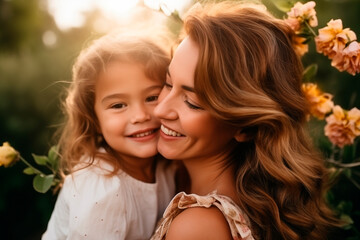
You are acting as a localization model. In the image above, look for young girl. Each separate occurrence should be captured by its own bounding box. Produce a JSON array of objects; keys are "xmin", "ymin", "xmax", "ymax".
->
[{"xmin": 42, "ymin": 31, "xmax": 176, "ymax": 240}]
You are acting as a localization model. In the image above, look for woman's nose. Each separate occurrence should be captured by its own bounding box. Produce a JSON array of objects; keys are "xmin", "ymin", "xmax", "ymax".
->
[
  {"xmin": 154, "ymin": 89, "xmax": 178, "ymax": 120},
  {"xmin": 130, "ymin": 104, "xmax": 151, "ymax": 124}
]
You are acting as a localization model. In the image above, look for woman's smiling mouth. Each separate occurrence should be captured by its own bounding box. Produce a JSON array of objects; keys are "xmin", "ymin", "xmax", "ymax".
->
[{"xmin": 160, "ymin": 125, "xmax": 184, "ymax": 137}]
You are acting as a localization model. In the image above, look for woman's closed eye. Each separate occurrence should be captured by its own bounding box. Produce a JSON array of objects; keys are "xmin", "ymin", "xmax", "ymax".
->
[
  {"xmin": 164, "ymin": 82, "xmax": 172, "ymax": 89},
  {"xmin": 184, "ymin": 97, "xmax": 203, "ymax": 110}
]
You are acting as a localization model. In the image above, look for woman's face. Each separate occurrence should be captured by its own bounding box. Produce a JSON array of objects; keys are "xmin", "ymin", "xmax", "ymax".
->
[{"xmin": 154, "ymin": 37, "xmax": 236, "ymax": 162}]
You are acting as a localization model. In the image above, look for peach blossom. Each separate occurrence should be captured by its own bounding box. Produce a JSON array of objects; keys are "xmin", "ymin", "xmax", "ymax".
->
[
  {"xmin": 331, "ymin": 41, "xmax": 360, "ymax": 75},
  {"xmin": 325, "ymin": 106, "xmax": 356, "ymax": 148},
  {"xmin": 315, "ymin": 19, "xmax": 357, "ymax": 59},
  {"xmin": 287, "ymin": 1, "xmax": 318, "ymax": 29}
]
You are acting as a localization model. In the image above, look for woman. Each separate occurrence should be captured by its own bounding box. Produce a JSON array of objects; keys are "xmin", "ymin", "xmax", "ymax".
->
[{"xmin": 151, "ymin": 2, "xmax": 338, "ymax": 240}]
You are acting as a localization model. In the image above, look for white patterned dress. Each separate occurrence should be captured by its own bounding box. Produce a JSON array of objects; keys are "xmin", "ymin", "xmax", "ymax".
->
[{"xmin": 151, "ymin": 191, "xmax": 255, "ymax": 240}]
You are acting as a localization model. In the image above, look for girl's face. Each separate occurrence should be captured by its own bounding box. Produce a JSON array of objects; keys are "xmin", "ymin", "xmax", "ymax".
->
[
  {"xmin": 94, "ymin": 61, "xmax": 162, "ymax": 160},
  {"xmin": 154, "ymin": 37, "xmax": 236, "ymax": 162}
]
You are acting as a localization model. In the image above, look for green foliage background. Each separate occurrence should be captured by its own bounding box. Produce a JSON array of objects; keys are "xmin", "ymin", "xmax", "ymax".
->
[{"xmin": 0, "ymin": 0, "xmax": 359, "ymax": 239}]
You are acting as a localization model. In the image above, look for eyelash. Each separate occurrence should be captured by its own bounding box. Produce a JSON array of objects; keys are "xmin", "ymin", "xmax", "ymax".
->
[
  {"xmin": 185, "ymin": 99, "xmax": 203, "ymax": 110},
  {"xmin": 165, "ymin": 81, "xmax": 203, "ymax": 110},
  {"xmin": 146, "ymin": 95, "xmax": 159, "ymax": 102},
  {"xmin": 164, "ymin": 82, "xmax": 172, "ymax": 89},
  {"xmin": 110, "ymin": 103, "xmax": 126, "ymax": 109}
]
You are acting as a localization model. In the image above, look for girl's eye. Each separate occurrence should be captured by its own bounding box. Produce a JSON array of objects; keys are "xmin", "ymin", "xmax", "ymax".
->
[
  {"xmin": 110, "ymin": 103, "xmax": 126, "ymax": 109},
  {"xmin": 185, "ymin": 100, "xmax": 203, "ymax": 110},
  {"xmin": 146, "ymin": 95, "xmax": 159, "ymax": 102}
]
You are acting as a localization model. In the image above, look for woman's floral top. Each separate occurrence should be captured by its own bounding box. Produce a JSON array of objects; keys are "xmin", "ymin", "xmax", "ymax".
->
[{"xmin": 151, "ymin": 191, "xmax": 255, "ymax": 240}]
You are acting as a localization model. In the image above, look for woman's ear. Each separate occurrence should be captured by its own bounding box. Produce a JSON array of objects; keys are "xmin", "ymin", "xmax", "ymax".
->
[{"xmin": 234, "ymin": 130, "xmax": 248, "ymax": 142}]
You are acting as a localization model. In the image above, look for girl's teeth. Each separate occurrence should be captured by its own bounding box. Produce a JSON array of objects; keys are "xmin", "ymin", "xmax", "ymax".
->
[
  {"xmin": 134, "ymin": 130, "xmax": 153, "ymax": 138},
  {"xmin": 161, "ymin": 125, "xmax": 182, "ymax": 137}
]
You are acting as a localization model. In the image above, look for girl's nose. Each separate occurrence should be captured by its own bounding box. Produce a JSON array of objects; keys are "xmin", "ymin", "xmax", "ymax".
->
[{"xmin": 130, "ymin": 104, "xmax": 151, "ymax": 124}]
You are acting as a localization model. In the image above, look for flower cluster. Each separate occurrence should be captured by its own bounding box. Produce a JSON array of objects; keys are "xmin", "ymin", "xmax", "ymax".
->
[
  {"xmin": 285, "ymin": 1, "xmax": 318, "ymax": 56},
  {"xmin": 284, "ymin": 1, "xmax": 360, "ymax": 148},
  {"xmin": 316, "ymin": 19, "xmax": 360, "ymax": 75},
  {"xmin": 285, "ymin": 1, "xmax": 360, "ymax": 76},
  {"xmin": 302, "ymin": 83, "xmax": 360, "ymax": 148}
]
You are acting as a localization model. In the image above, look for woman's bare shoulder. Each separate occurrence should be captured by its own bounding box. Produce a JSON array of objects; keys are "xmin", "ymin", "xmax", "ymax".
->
[{"xmin": 165, "ymin": 206, "xmax": 233, "ymax": 240}]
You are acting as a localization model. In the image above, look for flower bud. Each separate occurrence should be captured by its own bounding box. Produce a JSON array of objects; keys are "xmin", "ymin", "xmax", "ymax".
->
[{"xmin": 0, "ymin": 142, "xmax": 20, "ymax": 167}]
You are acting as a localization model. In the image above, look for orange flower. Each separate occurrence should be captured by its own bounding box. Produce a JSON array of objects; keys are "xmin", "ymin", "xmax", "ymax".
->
[
  {"xmin": 292, "ymin": 35, "xmax": 309, "ymax": 56},
  {"xmin": 347, "ymin": 107, "xmax": 360, "ymax": 136},
  {"xmin": 315, "ymin": 19, "xmax": 357, "ymax": 58},
  {"xmin": 302, "ymin": 83, "xmax": 334, "ymax": 119},
  {"xmin": 324, "ymin": 106, "xmax": 357, "ymax": 148},
  {"xmin": 331, "ymin": 41, "xmax": 360, "ymax": 75}
]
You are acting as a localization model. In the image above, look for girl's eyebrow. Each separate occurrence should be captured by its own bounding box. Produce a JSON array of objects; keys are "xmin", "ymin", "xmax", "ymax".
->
[{"xmin": 101, "ymin": 85, "xmax": 162, "ymax": 103}]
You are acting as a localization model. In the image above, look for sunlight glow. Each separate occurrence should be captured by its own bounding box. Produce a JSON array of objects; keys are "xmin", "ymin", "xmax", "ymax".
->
[{"xmin": 46, "ymin": 0, "xmax": 190, "ymax": 31}]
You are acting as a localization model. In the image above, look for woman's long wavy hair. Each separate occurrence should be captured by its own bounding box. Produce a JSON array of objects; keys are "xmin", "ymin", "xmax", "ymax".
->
[
  {"xmin": 183, "ymin": 2, "xmax": 338, "ymax": 239},
  {"xmin": 58, "ymin": 31, "xmax": 170, "ymax": 178}
]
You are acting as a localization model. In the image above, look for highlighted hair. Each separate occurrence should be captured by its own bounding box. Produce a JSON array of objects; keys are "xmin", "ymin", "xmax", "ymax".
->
[{"xmin": 183, "ymin": 2, "xmax": 338, "ymax": 239}]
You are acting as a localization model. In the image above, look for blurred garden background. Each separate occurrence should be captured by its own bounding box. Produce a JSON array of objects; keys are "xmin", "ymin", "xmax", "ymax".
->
[{"xmin": 0, "ymin": 0, "xmax": 359, "ymax": 239}]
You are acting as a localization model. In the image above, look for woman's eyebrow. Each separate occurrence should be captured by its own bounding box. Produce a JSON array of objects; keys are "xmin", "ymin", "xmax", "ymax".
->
[
  {"xmin": 167, "ymin": 66, "xmax": 195, "ymax": 92},
  {"xmin": 181, "ymin": 85, "xmax": 195, "ymax": 92}
]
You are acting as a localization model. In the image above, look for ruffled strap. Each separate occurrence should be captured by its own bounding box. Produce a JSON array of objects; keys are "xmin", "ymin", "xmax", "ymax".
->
[{"xmin": 151, "ymin": 192, "xmax": 254, "ymax": 240}]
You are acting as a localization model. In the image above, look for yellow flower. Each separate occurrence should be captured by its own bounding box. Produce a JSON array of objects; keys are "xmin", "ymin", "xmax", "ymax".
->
[
  {"xmin": 315, "ymin": 19, "xmax": 357, "ymax": 59},
  {"xmin": 0, "ymin": 142, "xmax": 20, "ymax": 167},
  {"xmin": 302, "ymin": 83, "xmax": 334, "ymax": 119},
  {"xmin": 324, "ymin": 106, "xmax": 357, "ymax": 148}
]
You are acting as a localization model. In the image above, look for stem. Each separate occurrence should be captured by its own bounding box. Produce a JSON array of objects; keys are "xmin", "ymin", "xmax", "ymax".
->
[
  {"xmin": 326, "ymin": 159, "xmax": 360, "ymax": 168},
  {"xmin": 345, "ymin": 174, "xmax": 360, "ymax": 190},
  {"xmin": 304, "ymin": 21, "xmax": 317, "ymax": 37},
  {"xmin": 20, "ymin": 156, "xmax": 45, "ymax": 175}
]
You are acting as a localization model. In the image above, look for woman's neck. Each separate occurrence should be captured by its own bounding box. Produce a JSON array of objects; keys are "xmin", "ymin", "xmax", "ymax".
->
[{"xmin": 183, "ymin": 156, "xmax": 238, "ymax": 203}]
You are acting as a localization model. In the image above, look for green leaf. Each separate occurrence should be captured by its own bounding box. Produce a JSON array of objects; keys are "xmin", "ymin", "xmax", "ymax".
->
[
  {"xmin": 47, "ymin": 145, "xmax": 60, "ymax": 170},
  {"xmin": 271, "ymin": 0, "xmax": 296, "ymax": 12},
  {"xmin": 302, "ymin": 64, "xmax": 318, "ymax": 82},
  {"xmin": 23, "ymin": 167, "xmax": 37, "ymax": 175},
  {"xmin": 33, "ymin": 174, "xmax": 54, "ymax": 193},
  {"xmin": 48, "ymin": 145, "xmax": 59, "ymax": 160},
  {"xmin": 32, "ymin": 154, "xmax": 48, "ymax": 166},
  {"xmin": 340, "ymin": 214, "xmax": 354, "ymax": 229}
]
